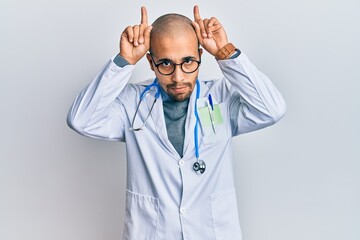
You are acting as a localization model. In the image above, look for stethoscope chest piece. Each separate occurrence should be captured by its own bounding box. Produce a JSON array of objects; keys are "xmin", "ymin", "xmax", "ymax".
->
[{"xmin": 193, "ymin": 159, "xmax": 206, "ymax": 174}]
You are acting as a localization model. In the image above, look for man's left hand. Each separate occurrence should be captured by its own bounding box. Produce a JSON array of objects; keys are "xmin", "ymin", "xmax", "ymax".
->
[{"xmin": 192, "ymin": 5, "xmax": 229, "ymax": 57}]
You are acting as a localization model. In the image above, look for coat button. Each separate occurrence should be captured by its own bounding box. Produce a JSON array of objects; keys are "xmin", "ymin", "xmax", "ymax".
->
[
  {"xmin": 180, "ymin": 207, "xmax": 186, "ymax": 214},
  {"xmin": 178, "ymin": 160, "xmax": 185, "ymax": 166}
]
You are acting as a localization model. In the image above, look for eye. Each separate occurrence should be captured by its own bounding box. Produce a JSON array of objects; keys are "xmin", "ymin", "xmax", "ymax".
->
[
  {"xmin": 183, "ymin": 58, "xmax": 194, "ymax": 65},
  {"xmin": 160, "ymin": 60, "xmax": 172, "ymax": 67}
]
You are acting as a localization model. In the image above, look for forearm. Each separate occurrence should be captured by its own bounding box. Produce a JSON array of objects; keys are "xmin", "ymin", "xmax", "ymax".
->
[
  {"xmin": 218, "ymin": 53, "xmax": 286, "ymax": 133},
  {"xmin": 67, "ymin": 56, "xmax": 134, "ymax": 140}
]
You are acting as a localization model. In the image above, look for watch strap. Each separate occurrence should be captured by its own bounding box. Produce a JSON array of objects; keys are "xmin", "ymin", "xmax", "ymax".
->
[{"xmin": 216, "ymin": 43, "xmax": 237, "ymax": 60}]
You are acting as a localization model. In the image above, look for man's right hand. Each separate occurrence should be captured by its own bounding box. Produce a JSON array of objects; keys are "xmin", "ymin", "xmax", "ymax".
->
[{"xmin": 119, "ymin": 6, "xmax": 152, "ymax": 65}]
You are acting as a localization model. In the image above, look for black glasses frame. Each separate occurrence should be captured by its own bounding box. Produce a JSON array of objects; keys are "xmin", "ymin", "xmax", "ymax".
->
[{"xmin": 149, "ymin": 50, "xmax": 202, "ymax": 76}]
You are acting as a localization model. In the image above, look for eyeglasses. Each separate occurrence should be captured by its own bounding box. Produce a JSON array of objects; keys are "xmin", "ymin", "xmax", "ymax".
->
[{"xmin": 149, "ymin": 51, "xmax": 201, "ymax": 76}]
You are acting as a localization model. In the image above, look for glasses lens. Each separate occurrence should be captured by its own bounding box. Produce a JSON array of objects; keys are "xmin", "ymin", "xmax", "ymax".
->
[
  {"xmin": 158, "ymin": 64, "xmax": 175, "ymax": 75},
  {"xmin": 181, "ymin": 61, "xmax": 199, "ymax": 73}
]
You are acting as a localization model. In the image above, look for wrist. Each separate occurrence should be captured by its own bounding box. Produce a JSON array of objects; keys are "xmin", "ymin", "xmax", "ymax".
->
[
  {"xmin": 114, "ymin": 54, "xmax": 131, "ymax": 67},
  {"xmin": 215, "ymin": 43, "xmax": 237, "ymax": 60},
  {"xmin": 119, "ymin": 53, "xmax": 137, "ymax": 65}
]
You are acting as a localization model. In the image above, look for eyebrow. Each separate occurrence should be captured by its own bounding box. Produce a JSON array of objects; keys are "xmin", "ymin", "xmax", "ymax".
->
[{"xmin": 156, "ymin": 55, "xmax": 197, "ymax": 63}]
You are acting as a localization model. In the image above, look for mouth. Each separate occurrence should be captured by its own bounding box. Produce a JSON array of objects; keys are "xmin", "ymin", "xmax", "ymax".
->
[
  {"xmin": 167, "ymin": 82, "xmax": 192, "ymax": 93},
  {"xmin": 171, "ymin": 86, "xmax": 188, "ymax": 93}
]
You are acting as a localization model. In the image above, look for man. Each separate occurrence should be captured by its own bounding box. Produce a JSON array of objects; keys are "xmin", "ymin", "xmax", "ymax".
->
[{"xmin": 67, "ymin": 5, "xmax": 286, "ymax": 240}]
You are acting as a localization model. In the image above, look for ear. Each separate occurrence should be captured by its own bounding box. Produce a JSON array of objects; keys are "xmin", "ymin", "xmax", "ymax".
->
[{"xmin": 146, "ymin": 53, "xmax": 155, "ymax": 71}]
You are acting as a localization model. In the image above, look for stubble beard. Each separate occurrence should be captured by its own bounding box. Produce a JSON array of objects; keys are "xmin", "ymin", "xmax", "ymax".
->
[{"xmin": 166, "ymin": 82, "xmax": 194, "ymax": 102}]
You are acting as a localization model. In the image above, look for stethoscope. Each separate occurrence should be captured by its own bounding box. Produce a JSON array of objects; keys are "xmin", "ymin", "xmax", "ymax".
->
[
  {"xmin": 129, "ymin": 79, "xmax": 161, "ymax": 132},
  {"xmin": 130, "ymin": 78, "xmax": 206, "ymax": 174}
]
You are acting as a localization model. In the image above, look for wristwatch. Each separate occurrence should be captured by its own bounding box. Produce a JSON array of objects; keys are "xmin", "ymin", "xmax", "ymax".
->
[{"xmin": 216, "ymin": 43, "xmax": 237, "ymax": 60}]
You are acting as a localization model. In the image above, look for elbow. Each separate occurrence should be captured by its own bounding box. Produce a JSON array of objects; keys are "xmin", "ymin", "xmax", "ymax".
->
[
  {"xmin": 271, "ymin": 98, "xmax": 287, "ymax": 124},
  {"xmin": 66, "ymin": 114, "xmax": 76, "ymax": 131},
  {"xmin": 66, "ymin": 110, "xmax": 84, "ymax": 135}
]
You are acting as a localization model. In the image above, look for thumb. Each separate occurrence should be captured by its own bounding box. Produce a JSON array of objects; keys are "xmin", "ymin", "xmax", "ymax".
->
[{"xmin": 144, "ymin": 25, "xmax": 153, "ymax": 46}]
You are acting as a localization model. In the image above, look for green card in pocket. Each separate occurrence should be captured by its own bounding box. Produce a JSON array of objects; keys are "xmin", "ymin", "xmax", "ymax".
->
[{"xmin": 198, "ymin": 104, "xmax": 223, "ymax": 127}]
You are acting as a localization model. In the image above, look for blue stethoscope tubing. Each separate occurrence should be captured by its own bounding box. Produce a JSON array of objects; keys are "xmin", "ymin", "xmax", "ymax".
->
[
  {"xmin": 194, "ymin": 79, "xmax": 200, "ymax": 159},
  {"xmin": 193, "ymin": 80, "xmax": 206, "ymax": 174},
  {"xmin": 140, "ymin": 79, "xmax": 161, "ymax": 100},
  {"xmin": 129, "ymin": 79, "xmax": 161, "ymax": 131},
  {"xmin": 130, "ymin": 78, "xmax": 206, "ymax": 174}
]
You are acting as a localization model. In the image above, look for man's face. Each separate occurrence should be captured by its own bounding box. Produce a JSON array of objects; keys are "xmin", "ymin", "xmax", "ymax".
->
[{"xmin": 147, "ymin": 30, "xmax": 202, "ymax": 102}]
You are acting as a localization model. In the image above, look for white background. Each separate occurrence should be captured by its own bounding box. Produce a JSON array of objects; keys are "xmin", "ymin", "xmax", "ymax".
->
[{"xmin": 1, "ymin": 0, "xmax": 359, "ymax": 239}]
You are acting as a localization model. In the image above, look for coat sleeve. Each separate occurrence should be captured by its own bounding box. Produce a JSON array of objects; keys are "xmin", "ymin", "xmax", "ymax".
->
[
  {"xmin": 66, "ymin": 57, "xmax": 135, "ymax": 141},
  {"xmin": 218, "ymin": 53, "xmax": 286, "ymax": 136}
]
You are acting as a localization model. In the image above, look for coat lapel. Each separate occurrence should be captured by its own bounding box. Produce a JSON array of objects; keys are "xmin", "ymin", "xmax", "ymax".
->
[{"xmin": 146, "ymin": 89, "xmax": 179, "ymax": 157}]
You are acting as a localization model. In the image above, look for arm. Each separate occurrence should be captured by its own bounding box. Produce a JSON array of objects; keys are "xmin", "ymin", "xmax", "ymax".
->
[
  {"xmin": 219, "ymin": 54, "xmax": 286, "ymax": 135},
  {"xmin": 67, "ymin": 7, "xmax": 152, "ymax": 141},
  {"xmin": 192, "ymin": 5, "xmax": 286, "ymax": 135},
  {"xmin": 67, "ymin": 59, "xmax": 134, "ymax": 141}
]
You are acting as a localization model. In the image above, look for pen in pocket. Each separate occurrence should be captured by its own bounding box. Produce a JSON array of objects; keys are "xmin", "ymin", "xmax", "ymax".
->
[{"xmin": 207, "ymin": 94, "xmax": 216, "ymax": 133}]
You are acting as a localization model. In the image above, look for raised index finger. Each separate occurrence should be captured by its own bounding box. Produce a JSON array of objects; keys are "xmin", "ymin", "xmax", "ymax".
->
[
  {"xmin": 193, "ymin": 5, "xmax": 201, "ymax": 21},
  {"xmin": 141, "ymin": 6, "xmax": 148, "ymax": 25}
]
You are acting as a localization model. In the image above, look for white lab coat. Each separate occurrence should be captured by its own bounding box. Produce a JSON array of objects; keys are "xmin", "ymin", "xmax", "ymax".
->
[{"xmin": 67, "ymin": 53, "xmax": 286, "ymax": 240}]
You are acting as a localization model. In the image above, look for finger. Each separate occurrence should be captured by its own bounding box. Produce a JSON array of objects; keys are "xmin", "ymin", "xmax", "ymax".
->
[
  {"xmin": 192, "ymin": 21, "xmax": 203, "ymax": 44},
  {"xmin": 193, "ymin": 6, "xmax": 207, "ymax": 38},
  {"xmin": 198, "ymin": 18, "xmax": 207, "ymax": 38},
  {"xmin": 123, "ymin": 26, "xmax": 134, "ymax": 43},
  {"xmin": 204, "ymin": 18, "xmax": 211, "ymax": 37},
  {"xmin": 138, "ymin": 23, "xmax": 146, "ymax": 44},
  {"xmin": 143, "ymin": 25, "xmax": 153, "ymax": 47},
  {"xmin": 208, "ymin": 17, "xmax": 217, "ymax": 27},
  {"xmin": 133, "ymin": 25, "xmax": 140, "ymax": 46},
  {"xmin": 193, "ymin": 5, "xmax": 201, "ymax": 21},
  {"xmin": 141, "ymin": 6, "xmax": 148, "ymax": 25},
  {"xmin": 208, "ymin": 17, "xmax": 221, "ymax": 37}
]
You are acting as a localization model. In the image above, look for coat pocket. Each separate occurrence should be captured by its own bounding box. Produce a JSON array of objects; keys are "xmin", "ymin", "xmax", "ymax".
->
[
  {"xmin": 210, "ymin": 189, "xmax": 242, "ymax": 240},
  {"xmin": 198, "ymin": 101, "xmax": 228, "ymax": 145},
  {"xmin": 123, "ymin": 190, "xmax": 159, "ymax": 240}
]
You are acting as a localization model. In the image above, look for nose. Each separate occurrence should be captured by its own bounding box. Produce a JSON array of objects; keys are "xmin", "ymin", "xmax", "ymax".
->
[{"xmin": 171, "ymin": 65, "xmax": 184, "ymax": 82}]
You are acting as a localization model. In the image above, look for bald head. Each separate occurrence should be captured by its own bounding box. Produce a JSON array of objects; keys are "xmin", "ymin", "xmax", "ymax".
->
[{"xmin": 150, "ymin": 13, "xmax": 198, "ymax": 52}]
